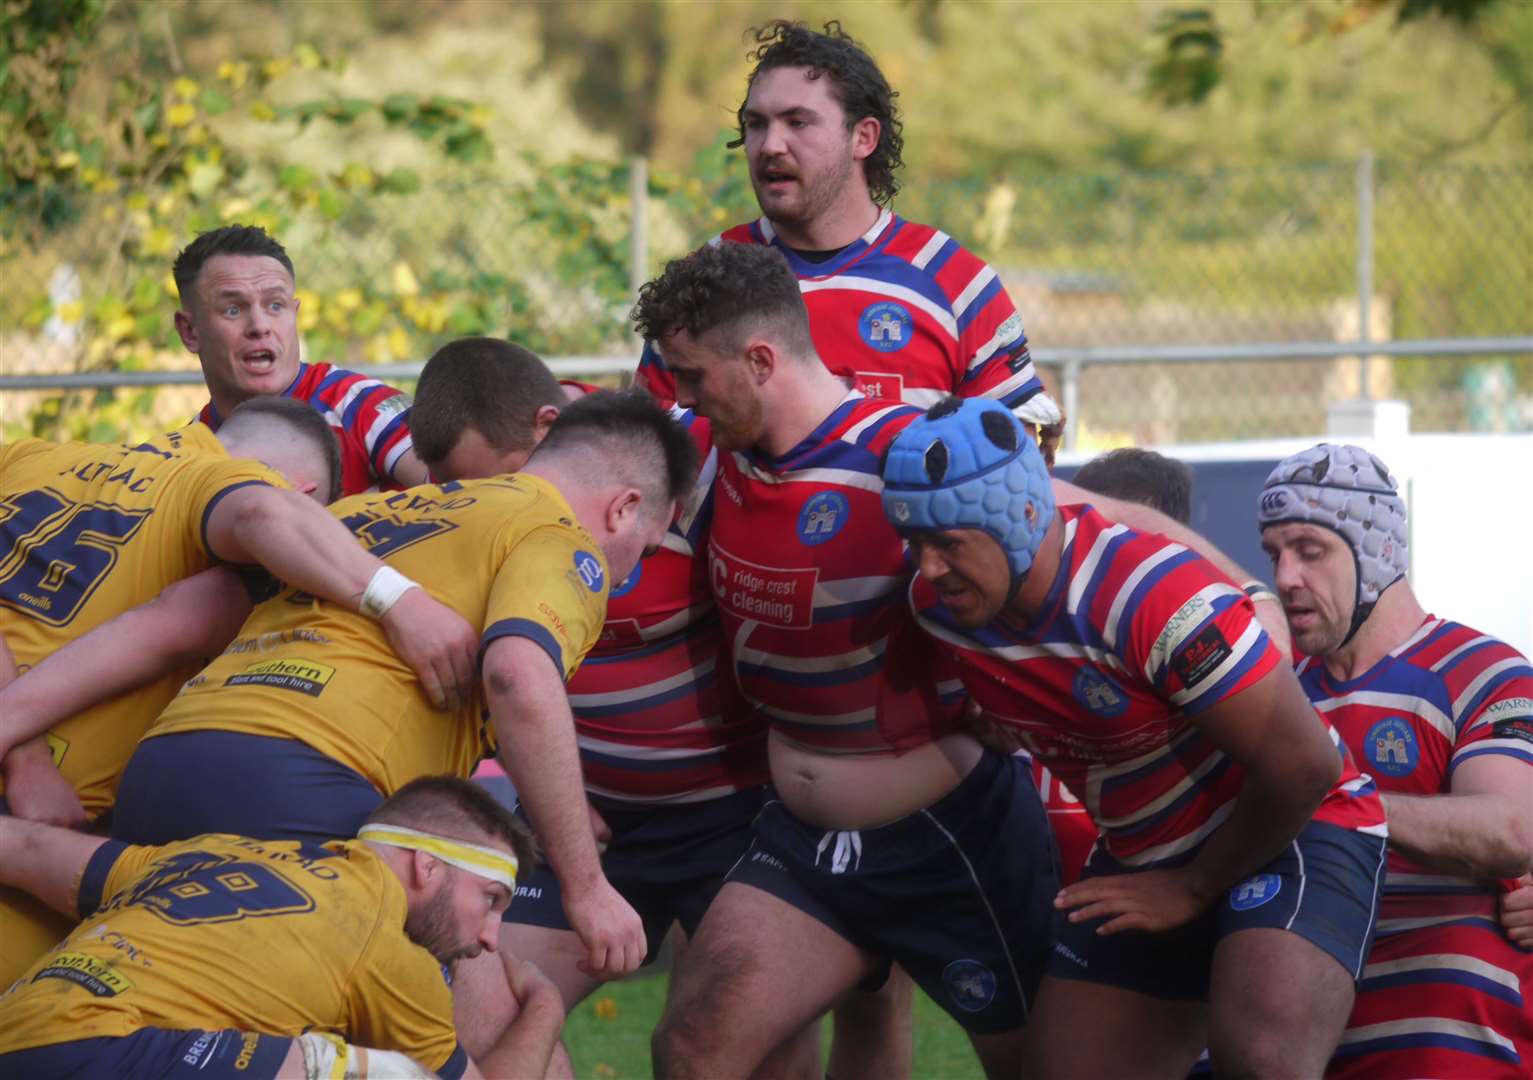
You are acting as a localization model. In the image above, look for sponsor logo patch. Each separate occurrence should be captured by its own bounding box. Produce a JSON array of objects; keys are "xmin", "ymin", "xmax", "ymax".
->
[
  {"xmin": 573, "ymin": 550, "xmax": 605, "ymax": 594},
  {"xmin": 942, "ymin": 958, "xmax": 997, "ymax": 1012},
  {"xmin": 225, "ymin": 658, "xmax": 335, "ymax": 697},
  {"xmin": 1229, "ymin": 873, "xmax": 1283, "ymax": 911},
  {"xmin": 34, "ymin": 951, "xmax": 135, "ymax": 997},
  {"xmin": 797, "ymin": 491, "xmax": 849, "ymax": 546},
  {"xmin": 858, "ymin": 302, "xmax": 912, "ymax": 353},
  {"xmin": 853, "ymin": 370, "xmax": 905, "ymax": 400},
  {"xmin": 1491, "ymin": 717, "xmax": 1533, "ymax": 748},
  {"xmin": 710, "ymin": 542, "xmax": 817, "ymax": 630},
  {"xmin": 1364, "ymin": 716, "xmax": 1419, "ymax": 777},
  {"xmin": 1072, "ymin": 668, "xmax": 1129, "ymax": 718},
  {"xmin": 1171, "ymin": 624, "xmax": 1233, "ymax": 688}
]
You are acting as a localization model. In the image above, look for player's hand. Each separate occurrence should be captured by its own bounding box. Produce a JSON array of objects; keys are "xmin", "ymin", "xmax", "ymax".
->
[
  {"xmin": 379, "ymin": 588, "xmax": 479, "ymax": 712},
  {"xmin": 564, "ymin": 879, "xmax": 646, "ymax": 980},
  {"xmin": 1500, "ymin": 875, "xmax": 1533, "ymax": 950},
  {"xmin": 506, "ymin": 956, "xmax": 565, "ymax": 1015},
  {"xmin": 587, "ymin": 800, "xmax": 612, "ymax": 853},
  {"xmin": 4, "ymin": 749, "xmax": 87, "ymax": 828},
  {"xmin": 1055, "ymin": 867, "xmax": 1212, "ymax": 935}
]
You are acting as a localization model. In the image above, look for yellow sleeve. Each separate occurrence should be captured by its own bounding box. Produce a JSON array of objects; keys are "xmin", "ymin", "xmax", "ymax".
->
[
  {"xmin": 76, "ymin": 840, "xmax": 162, "ymax": 918},
  {"xmin": 479, "ymin": 525, "xmax": 609, "ymax": 680},
  {"xmin": 346, "ymin": 928, "xmax": 464, "ymax": 1074},
  {"xmin": 164, "ymin": 454, "xmax": 290, "ymax": 563}
]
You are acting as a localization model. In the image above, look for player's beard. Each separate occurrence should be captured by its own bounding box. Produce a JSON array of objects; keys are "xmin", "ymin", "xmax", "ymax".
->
[
  {"xmin": 753, "ymin": 146, "xmax": 857, "ymax": 237},
  {"xmin": 405, "ymin": 882, "xmax": 478, "ymax": 966}
]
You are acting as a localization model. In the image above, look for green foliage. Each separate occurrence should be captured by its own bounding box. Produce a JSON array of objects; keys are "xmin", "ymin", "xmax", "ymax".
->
[{"xmin": 1146, "ymin": 9, "xmax": 1224, "ymax": 106}]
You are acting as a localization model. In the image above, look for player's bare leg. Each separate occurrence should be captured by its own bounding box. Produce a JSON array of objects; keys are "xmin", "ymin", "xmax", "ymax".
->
[
  {"xmin": 1208, "ymin": 928, "xmax": 1355, "ymax": 1079},
  {"xmin": 1021, "ymin": 976, "xmax": 1205, "ymax": 1080},
  {"xmin": 827, "ymin": 966, "xmax": 914, "ymax": 1080},
  {"xmin": 453, "ymin": 923, "xmax": 596, "ymax": 1079},
  {"xmin": 653, "ymin": 881, "xmax": 877, "ymax": 1079}
]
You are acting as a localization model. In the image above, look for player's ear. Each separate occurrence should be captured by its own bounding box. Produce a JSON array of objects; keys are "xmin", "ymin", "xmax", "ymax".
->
[
  {"xmin": 531, "ymin": 405, "xmax": 561, "ymax": 445},
  {"xmin": 743, "ymin": 340, "xmax": 776, "ymax": 385},
  {"xmin": 851, "ymin": 115, "xmax": 880, "ymax": 162},
  {"xmin": 411, "ymin": 848, "xmax": 439, "ymax": 886},
  {"xmin": 174, "ymin": 307, "xmax": 199, "ymax": 353},
  {"xmin": 605, "ymin": 487, "xmax": 642, "ymax": 534}
]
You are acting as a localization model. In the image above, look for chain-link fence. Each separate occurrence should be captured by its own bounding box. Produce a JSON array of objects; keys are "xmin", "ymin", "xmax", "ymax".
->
[{"xmin": 6, "ymin": 155, "xmax": 1530, "ymax": 446}]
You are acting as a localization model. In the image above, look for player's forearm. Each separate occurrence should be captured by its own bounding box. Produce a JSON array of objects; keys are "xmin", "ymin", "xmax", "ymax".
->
[
  {"xmin": 474, "ymin": 985, "xmax": 565, "ymax": 1079},
  {"xmin": 214, "ymin": 487, "xmax": 382, "ymax": 610},
  {"xmin": 0, "ymin": 815, "xmax": 104, "ymax": 917},
  {"xmin": 1381, "ymin": 791, "xmax": 1533, "ymax": 880},
  {"xmin": 484, "ymin": 645, "xmax": 604, "ymax": 892},
  {"xmin": 390, "ymin": 446, "xmax": 430, "ymax": 487},
  {"xmin": 1183, "ymin": 765, "xmax": 1330, "ymax": 903}
]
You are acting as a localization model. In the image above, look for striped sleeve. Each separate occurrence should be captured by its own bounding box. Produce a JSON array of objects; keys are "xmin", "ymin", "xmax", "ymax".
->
[
  {"xmin": 1126, "ymin": 560, "xmax": 1280, "ymax": 715},
  {"xmin": 1443, "ymin": 638, "xmax": 1533, "ymax": 773},
  {"xmin": 312, "ymin": 366, "xmax": 416, "ymax": 482},
  {"xmin": 934, "ymin": 244, "xmax": 1043, "ymax": 410}
]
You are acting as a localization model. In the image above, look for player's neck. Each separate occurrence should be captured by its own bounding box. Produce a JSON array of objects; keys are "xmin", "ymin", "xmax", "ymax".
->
[
  {"xmin": 771, "ymin": 195, "xmax": 882, "ymax": 253},
  {"xmin": 755, "ymin": 362, "xmax": 855, "ymax": 458},
  {"xmin": 1322, "ymin": 581, "xmax": 1427, "ymax": 681}
]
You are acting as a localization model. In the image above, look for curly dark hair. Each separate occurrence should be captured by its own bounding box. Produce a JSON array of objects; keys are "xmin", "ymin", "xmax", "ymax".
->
[
  {"xmin": 630, "ymin": 242, "xmax": 812, "ymax": 359},
  {"xmin": 734, "ymin": 20, "xmax": 904, "ymax": 206}
]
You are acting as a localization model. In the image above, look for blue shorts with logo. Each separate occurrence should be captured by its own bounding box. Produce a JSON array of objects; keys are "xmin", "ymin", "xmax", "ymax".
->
[
  {"xmin": 0, "ymin": 1028, "xmax": 291, "ymax": 1080},
  {"xmin": 1048, "ymin": 819, "xmax": 1387, "ymax": 1001},
  {"xmin": 503, "ymin": 786, "xmax": 766, "ymax": 966},
  {"xmin": 727, "ymin": 750, "xmax": 1058, "ymax": 1035},
  {"xmin": 113, "ymin": 731, "xmax": 384, "ymax": 845}
]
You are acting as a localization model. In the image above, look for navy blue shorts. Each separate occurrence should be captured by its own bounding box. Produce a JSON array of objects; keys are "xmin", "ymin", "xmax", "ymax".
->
[
  {"xmin": 0, "ymin": 1028, "xmax": 290, "ymax": 1080},
  {"xmin": 1047, "ymin": 819, "xmax": 1387, "ymax": 1000},
  {"xmin": 503, "ymin": 786, "xmax": 766, "ymax": 966},
  {"xmin": 728, "ymin": 750, "xmax": 1058, "ymax": 1035},
  {"xmin": 112, "ymin": 731, "xmax": 383, "ymax": 845}
]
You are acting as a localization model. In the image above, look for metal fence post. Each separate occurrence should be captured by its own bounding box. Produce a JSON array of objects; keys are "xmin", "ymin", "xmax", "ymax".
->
[
  {"xmin": 629, "ymin": 156, "xmax": 649, "ymax": 300},
  {"xmin": 1357, "ymin": 149, "xmax": 1375, "ymax": 398},
  {"xmin": 1063, "ymin": 357, "xmax": 1083, "ymax": 452}
]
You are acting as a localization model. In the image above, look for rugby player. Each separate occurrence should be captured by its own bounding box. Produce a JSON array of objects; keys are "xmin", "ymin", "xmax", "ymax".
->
[
  {"xmin": 1257, "ymin": 444, "xmax": 1533, "ymax": 1077},
  {"xmin": 635, "ymin": 23, "xmax": 1064, "ymax": 1071},
  {"xmin": 173, "ymin": 225, "xmax": 427, "ymax": 494},
  {"xmin": 107, "ymin": 389, "xmax": 696, "ymax": 983},
  {"xmin": 0, "ymin": 776, "xmax": 563, "ymax": 1079},
  {"xmin": 635, "ymin": 242, "xmax": 1056, "ymax": 1079},
  {"xmin": 1073, "ymin": 447, "xmax": 1194, "ymax": 526},
  {"xmin": 0, "ymin": 399, "xmax": 479, "ymax": 986},
  {"xmin": 880, "ymin": 398, "xmax": 1390, "ymax": 1079}
]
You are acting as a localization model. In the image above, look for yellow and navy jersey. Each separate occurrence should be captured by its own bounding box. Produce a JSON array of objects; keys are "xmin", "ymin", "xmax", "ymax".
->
[
  {"xmin": 147, "ymin": 474, "xmax": 610, "ymax": 792},
  {"xmin": 0, "ymin": 834, "xmax": 466, "ymax": 1077},
  {"xmin": 0, "ymin": 427, "xmax": 284, "ymax": 815}
]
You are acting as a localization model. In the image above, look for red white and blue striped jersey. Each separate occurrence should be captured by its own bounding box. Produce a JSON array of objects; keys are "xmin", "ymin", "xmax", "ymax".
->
[
  {"xmin": 1304, "ymin": 618, "xmax": 1533, "ymax": 1078},
  {"xmin": 913, "ymin": 505, "xmax": 1388, "ymax": 866},
  {"xmin": 568, "ymin": 407, "xmax": 768, "ymax": 802},
  {"xmin": 709, "ymin": 391, "xmax": 964, "ymax": 756},
  {"xmin": 196, "ymin": 361, "xmax": 414, "ymax": 496},
  {"xmin": 637, "ymin": 211, "xmax": 1044, "ymax": 412}
]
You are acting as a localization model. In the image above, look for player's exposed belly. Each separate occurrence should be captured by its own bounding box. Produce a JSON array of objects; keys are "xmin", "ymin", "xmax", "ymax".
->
[{"xmin": 767, "ymin": 729, "xmax": 983, "ymax": 830}]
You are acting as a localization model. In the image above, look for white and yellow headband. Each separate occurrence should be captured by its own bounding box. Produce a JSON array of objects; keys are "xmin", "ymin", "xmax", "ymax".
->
[{"xmin": 358, "ymin": 824, "xmax": 519, "ymax": 891}]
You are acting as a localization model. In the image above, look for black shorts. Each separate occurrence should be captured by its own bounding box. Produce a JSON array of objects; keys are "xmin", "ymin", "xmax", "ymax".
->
[
  {"xmin": 0, "ymin": 1029, "xmax": 291, "ymax": 1080},
  {"xmin": 1047, "ymin": 819, "xmax": 1387, "ymax": 1000},
  {"xmin": 727, "ymin": 750, "xmax": 1059, "ymax": 1035},
  {"xmin": 503, "ymin": 786, "xmax": 765, "ymax": 966},
  {"xmin": 113, "ymin": 731, "xmax": 383, "ymax": 845}
]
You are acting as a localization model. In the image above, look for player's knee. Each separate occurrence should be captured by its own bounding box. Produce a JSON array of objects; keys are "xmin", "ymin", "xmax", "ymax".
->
[{"xmin": 652, "ymin": 1007, "xmax": 706, "ymax": 1078}]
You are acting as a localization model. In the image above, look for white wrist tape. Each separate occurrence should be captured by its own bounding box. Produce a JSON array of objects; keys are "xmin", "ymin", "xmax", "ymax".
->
[
  {"xmin": 298, "ymin": 1033, "xmax": 433, "ymax": 1079},
  {"xmin": 360, "ymin": 566, "xmax": 419, "ymax": 619}
]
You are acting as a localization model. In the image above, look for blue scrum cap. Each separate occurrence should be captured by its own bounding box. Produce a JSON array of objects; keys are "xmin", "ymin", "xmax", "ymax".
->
[{"xmin": 881, "ymin": 397, "xmax": 1055, "ymax": 585}]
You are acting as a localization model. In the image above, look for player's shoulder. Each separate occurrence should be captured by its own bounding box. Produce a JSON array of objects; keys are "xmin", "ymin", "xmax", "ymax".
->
[
  {"xmin": 882, "ymin": 215, "xmax": 993, "ymax": 288},
  {"xmin": 715, "ymin": 221, "xmax": 765, "ymax": 247},
  {"xmin": 835, "ymin": 396, "xmax": 925, "ymax": 457},
  {"xmin": 1403, "ymin": 617, "xmax": 1533, "ymax": 700}
]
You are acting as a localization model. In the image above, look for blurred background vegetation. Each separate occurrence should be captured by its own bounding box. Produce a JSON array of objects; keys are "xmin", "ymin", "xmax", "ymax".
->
[{"xmin": 2, "ymin": 0, "xmax": 1529, "ymax": 445}]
